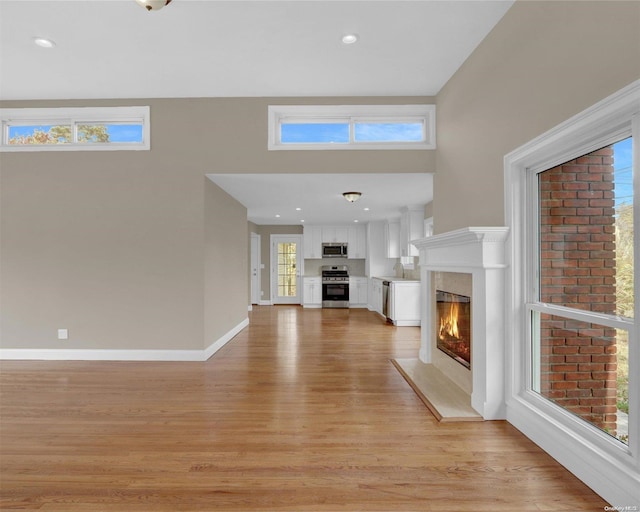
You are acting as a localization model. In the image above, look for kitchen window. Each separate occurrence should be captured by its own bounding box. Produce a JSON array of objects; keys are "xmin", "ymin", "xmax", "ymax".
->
[
  {"xmin": 268, "ymin": 104, "xmax": 435, "ymax": 150},
  {"xmin": 0, "ymin": 106, "xmax": 150, "ymax": 151}
]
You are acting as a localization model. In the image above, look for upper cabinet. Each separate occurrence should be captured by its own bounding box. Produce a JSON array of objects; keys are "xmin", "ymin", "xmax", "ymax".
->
[
  {"xmin": 303, "ymin": 225, "xmax": 323, "ymax": 259},
  {"xmin": 399, "ymin": 207, "xmax": 425, "ymax": 257},
  {"xmin": 385, "ymin": 220, "xmax": 400, "ymax": 258},
  {"xmin": 322, "ymin": 226, "xmax": 349, "ymax": 244},
  {"xmin": 347, "ymin": 225, "xmax": 366, "ymax": 259},
  {"xmin": 304, "ymin": 224, "xmax": 367, "ymax": 259}
]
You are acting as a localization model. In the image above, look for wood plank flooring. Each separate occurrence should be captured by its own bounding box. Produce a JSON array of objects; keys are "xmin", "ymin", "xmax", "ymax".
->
[{"xmin": 1, "ymin": 306, "xmax": 609, "ymax": 511}]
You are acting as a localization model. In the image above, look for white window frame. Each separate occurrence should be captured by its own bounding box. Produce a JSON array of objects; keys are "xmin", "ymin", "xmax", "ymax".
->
[
  {"xmin": 268, "ymin": 104, "xmax": 435, "ymax": 150},
  {"xmin": 504, "ymin": 80, "xmax": 639, "ymax": 505},
  {"xmin": 0, "ymin": 106, "xmax": 150, "ymax": 152}
]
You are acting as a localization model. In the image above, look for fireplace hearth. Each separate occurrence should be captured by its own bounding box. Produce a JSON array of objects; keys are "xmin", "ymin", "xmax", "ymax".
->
[{"xmin": 436, "ymin": 290, "xmax": 471, "ymax": 369}]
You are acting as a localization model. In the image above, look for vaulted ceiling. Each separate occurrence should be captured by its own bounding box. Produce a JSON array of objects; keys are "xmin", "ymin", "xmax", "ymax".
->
[{"xmin": 0, "ymin": 0, "xmax": 513, "ymax": 225}]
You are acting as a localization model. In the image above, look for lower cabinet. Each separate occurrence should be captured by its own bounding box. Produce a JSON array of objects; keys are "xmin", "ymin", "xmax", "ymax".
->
[
  {"xmin": 388, "ymin": 281, "xmax": 420, "ymax": 326},
  {"xmin": 349, "ymin": 277, "xmax": 368, "ymax": 308},
  {"xmin": 303, "ymin": 277, "xmax": 322, "ymax": 308},
  {"xmin": 368, "ymin": 278, "xmax": 384, "ymax": 315}
]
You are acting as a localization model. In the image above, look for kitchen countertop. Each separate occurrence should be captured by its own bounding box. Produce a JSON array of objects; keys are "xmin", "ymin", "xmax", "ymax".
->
[
  {"xmin": 304, "ymin": 275, "xmax": 419, "ymax": 283},
  {"xmin": 373, "ymin": 276, "xmax": 420, "ymax": 283}
]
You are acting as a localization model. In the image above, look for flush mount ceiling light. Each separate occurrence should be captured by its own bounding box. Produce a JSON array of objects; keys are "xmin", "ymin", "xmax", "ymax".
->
[
  {"xmin": 343, "ymin": 191, "xmax": 362, "ymax": 203},
  {"xmin": 135, "ymin": 0, "xmax": 172, "ymax": 11},
  {"xmin": 341, "ymin": 34, "xmax": 359, "ymax": 45},
  {"xmin": 33, "ymin": 37, "xmax": 55, "ymax": 48}
]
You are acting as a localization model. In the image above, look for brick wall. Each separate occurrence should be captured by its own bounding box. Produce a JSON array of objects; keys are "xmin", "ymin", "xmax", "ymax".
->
[{"xmin": 538, "ymin": 146, "xmax": 617, "ymax": 434}]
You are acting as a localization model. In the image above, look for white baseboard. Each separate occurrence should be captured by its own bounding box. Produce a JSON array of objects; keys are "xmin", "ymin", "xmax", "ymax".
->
[
  {"xmin": 0, "ymin": 318, "xmax": 249, "ymax": 362},
  {"xmin": 259, "ymin": 300, "xmax": 272, "ymax": 306}
]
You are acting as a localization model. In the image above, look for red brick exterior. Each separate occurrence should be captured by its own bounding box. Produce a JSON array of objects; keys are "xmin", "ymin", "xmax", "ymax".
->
[{"xmin": 538, "ymin": 147, "xmax": 617, "ymax": 434}]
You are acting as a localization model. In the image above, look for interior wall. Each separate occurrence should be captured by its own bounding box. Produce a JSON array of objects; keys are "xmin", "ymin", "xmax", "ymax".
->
[
  {"xmin": 204, "ymin": 179, "xmax": 248, "ymax": 348},
  {"xmin": 1, "ymin": 96, "xmax": 431, "ymax": 351},
  {"xmin": 434, "ymin": 0, "xmax": 640, "ymax": 234},
  {"xmin": 0, "ymin": 146, "xmax": 206, "ymax": 351}
]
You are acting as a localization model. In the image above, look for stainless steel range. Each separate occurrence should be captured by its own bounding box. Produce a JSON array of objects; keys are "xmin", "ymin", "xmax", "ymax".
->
[{"xmin": 321, "ymin": 265, "xmax": 349, "ymax": 308}]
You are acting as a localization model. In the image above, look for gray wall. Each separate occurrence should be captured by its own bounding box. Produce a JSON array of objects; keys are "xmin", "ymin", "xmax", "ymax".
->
[
  {"xmin": 2, "ymin": 0, "xmax": 639, "ymax": 351},
  {"xmin": 1, "ymin": 97, "xmax": 431, "ymax": 350},
  {"xmin": 434, "ymin": 0, "xmax": 640, "ymax": 233}
]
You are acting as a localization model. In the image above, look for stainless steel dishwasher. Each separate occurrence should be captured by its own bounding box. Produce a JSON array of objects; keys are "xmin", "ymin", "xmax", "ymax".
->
[{"xmin": 382, "ymin": 280, "xmax": 391, "ymax": 319}]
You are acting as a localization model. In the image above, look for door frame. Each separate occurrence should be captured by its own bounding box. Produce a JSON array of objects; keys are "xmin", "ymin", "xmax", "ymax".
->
[{"xmin": 270, "ymin": 234, "xmax": 304, "ymax": 305}]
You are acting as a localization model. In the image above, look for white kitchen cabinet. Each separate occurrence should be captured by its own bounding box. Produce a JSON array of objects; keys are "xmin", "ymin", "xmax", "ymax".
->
[
  {"xmin": 347, "ymin": 225, "xmax": 367, "ymax": 259},
  {"xmin": 385, "ymin": 221, "xmax": 400, "ymax": 258},
  {"xmin": 388, "ymin": 281, "xmax": 421, "ymax": 326},
  {"xmin": 399, "ymin": 207, "xmax": 425, "ymax": 257},
  {"xmin": 302, "ymin": 277, "xmax": 322, "ymax": 307},
  {"xmin": 322, "ymin": 226, "xmax": 349, "ymax": 244},
  {"xmin": 349, "ymin": 277, "xmax": 368, "ymax": 307},
  {"xmin": 368, "ymin": 277, "xmax": 384, "ymax": 315},
  {"xmin": 303, "ymin": 225, "xmax": 323, "ymax": 259}
]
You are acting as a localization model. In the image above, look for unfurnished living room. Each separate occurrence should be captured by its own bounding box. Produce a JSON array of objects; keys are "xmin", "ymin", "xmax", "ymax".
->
[{"xmin": 0, "ymin": 1, "xmax": 639, "ymax": 510}]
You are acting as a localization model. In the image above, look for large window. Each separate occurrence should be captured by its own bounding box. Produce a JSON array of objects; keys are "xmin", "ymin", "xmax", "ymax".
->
[
  {"xmin": 0, "ymin": 106, "xmax": 150, "ymax": 151},
  {"xmin": 505, "ymin": 80, "xmax": 639, "ymax": 502},
  {"xmin": 268, "ymin": 105, "xmax": 435, "ymax": 150},
  {"xmin": 533, "ymin": 140, "xmax": 633, "ymax": 445}
]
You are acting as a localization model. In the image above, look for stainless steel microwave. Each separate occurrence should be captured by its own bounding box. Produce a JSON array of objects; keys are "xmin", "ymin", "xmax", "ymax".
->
[{"xmin": 322, "ymin": 243, "xmax": 348, "ymax": 258}]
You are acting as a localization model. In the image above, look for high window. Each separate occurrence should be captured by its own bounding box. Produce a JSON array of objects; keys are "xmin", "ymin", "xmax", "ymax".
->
[
  {"xmin": 268, "ymin": 105, "xmax": 435, "ymax": 150},
  {"xmin": 0, "ymin": 106, "xmax": 150, "ymax": 151}
]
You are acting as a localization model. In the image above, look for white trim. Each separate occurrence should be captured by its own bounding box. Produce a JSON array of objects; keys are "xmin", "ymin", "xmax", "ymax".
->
[
  {"xmin": 504, "ymin": 79, "xmax": 640, "ymax": 506},
  {"xmin": 268, "ymin": 104, "xmax": 435, "ymax": 150},
  {"xmin": 0, "ymin": 318, "xmax": 249, "ymax": 362},
  {"xmin": 0, "ymin": 106, "xmax": 150, "ymax": 152}
]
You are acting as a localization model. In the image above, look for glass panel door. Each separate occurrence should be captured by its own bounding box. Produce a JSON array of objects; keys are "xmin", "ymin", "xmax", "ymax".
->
[{"xmin": 271, "ymin": 235, "xmax": 302, "ymax": 304}]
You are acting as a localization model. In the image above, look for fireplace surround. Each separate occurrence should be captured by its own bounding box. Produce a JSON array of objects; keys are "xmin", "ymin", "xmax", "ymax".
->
[{"xmin": 413, "ymin": 227, "xmax": 509, "ymax": 420}]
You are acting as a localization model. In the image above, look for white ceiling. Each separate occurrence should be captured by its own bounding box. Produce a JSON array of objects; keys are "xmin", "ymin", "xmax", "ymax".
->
[
  {"xmin": 207, "ymin": 173, "xmax": 433, "ymax": 225},
  {"xmin": 0, "ymin": 0, "xmax": 513, "ymax": 225},
  {"xmin": 0, "ymin": 0, "xmax": 513, "ymax": 100}
]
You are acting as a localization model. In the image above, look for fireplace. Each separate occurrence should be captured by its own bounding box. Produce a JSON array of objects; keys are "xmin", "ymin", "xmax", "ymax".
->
[
  {"xmin": 436, "ymin": 290, "xmax": 471, "ymax": 369},
  {"xmin": 413, "ymin": 227, "xmax": 509, "ymax": 420}
]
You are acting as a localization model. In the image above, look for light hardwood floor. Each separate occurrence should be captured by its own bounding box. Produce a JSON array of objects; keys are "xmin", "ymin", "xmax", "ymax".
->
[{"xmin": 1, "ymin": 306, "xmax": 609, "ymax": 511}]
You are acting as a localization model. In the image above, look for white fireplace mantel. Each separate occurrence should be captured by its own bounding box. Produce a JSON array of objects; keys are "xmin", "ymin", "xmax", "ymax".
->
[{"xmin": 413, "ymin": 226, "xmax": 509, "ymax": 420}]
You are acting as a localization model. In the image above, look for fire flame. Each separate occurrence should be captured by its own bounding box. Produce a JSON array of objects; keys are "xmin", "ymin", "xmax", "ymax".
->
[{"xmin": 439, "ymin": 301, "xmax": 460, "ymax": 340}]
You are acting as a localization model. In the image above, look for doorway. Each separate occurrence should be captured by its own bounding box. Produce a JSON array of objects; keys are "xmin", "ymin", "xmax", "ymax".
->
[{"xmin": 270, "ymin": 235, "xmax": 303, "ymax": 305}]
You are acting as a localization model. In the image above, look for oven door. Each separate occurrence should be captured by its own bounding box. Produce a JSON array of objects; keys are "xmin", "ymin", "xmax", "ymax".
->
[{"xmin": 322, "ymin": 282, "xmax": 349, "ymax": 307}]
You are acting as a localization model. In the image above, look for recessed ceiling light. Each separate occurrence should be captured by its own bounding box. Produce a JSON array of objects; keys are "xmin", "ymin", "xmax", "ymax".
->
[
  {"xmin": 33, "ymin": 37, "xmax": 55, "ymax": 48},
  {"xmin": 275, "ymin": 214, "xmax": 281, "ymax": 218},
  {"xmin": 341, "ymin": 34, "xmax": 359, "ymax": 45},
  {"xmin": 363, "ymin": 207, "xmax": 370, "ymax": 211},
  {"xmin": 295, "ymin": 207, "xmax": 301, "ymax": 211},
  {"xmin": 300, "ymin": 220, "xmax": 305, "ymax": 223},
  {"xmin": 354, "ymin": 220, "xmax": 359, "ymax": 223}
]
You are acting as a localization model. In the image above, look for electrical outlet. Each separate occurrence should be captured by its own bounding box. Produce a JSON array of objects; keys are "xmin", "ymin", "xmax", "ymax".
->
[{"xmin": 57, "ymin": 329, "xmax": 68, "ymax": 340}]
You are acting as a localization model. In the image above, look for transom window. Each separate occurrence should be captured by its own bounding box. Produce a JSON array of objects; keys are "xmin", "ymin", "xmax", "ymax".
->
[
  {"xmin": 268, "ymin": 105, "xmax": 435, "ymax": 150},
  {"xmin": 0, "ymin": 106, "xmax": 150, "ymax": 151}
]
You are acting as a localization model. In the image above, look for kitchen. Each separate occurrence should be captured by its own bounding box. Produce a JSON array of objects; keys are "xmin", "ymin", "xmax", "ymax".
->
[
  {"xmin": 208, "ymin": 172, "xmax": 432, "ymax": 323},
  {"xmin": 300, "ymin": 217, "xmax": 423, "ymax": 326}
]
